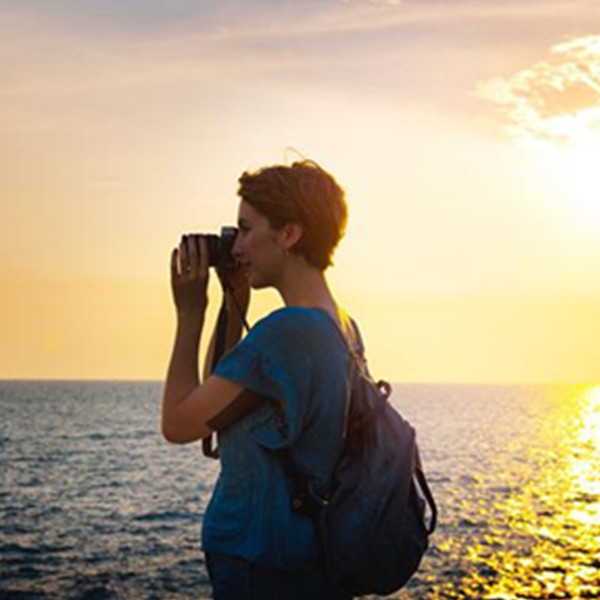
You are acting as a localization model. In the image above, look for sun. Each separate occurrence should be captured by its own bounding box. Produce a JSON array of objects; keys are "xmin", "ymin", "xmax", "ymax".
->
[
  {"xmin": 561, "ymin": 131, "xmax": 600, "ymax": 222},
  {"xmin": 479, "ymin": 35, "xmax": 600, "ymax": 227},
  {"xmin": 547, "ymin": 107, "xmax": 600, "ymax": 224},
  {"xmin": 524, "ymin": 107, "xmax": 600, "ymax": 229}
]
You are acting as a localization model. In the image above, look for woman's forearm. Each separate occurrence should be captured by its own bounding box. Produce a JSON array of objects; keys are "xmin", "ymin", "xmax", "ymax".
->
[{"xmin": 163, "ymin": 315, "xmax": 205, "ymax": 418}]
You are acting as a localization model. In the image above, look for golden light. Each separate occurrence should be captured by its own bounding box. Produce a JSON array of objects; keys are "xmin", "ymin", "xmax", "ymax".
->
[
  {"xmin": 567, "ymin": 385, "xmax": 600, "ymax": 527},
  {"xmin": 527, "ymin": 114, "xmax": 600, "ymax": 227},
  {"xmin": 480, "ymin": 35, "xmax": 600, "ymax": 226},
  {"xmin": 476, "ymin": 385, "xmax": 600, "ymax": 599},
  {"xmin": 556, "ymin": 117, "xmax": 600, "ymax": 225},
  {"xmin": 578, "ymin": 385, "xmax": 600, "ymax": 446}
]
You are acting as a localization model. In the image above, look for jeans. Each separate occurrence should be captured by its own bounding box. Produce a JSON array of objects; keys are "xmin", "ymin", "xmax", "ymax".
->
[{"xmin": 205, "ymin": 552, "xmax": 352, "ymax": 600}]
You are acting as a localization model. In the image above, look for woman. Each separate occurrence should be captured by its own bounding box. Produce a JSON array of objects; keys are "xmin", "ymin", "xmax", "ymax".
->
[{"xmin": 162, "ymin": 160, "xmax": 360, "ymax": 599}]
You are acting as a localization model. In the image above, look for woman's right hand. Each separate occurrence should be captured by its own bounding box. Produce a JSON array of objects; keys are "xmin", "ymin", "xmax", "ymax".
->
[{"xmin": 170, "ymin": 234, "xmax": 209, "ymax": 322}]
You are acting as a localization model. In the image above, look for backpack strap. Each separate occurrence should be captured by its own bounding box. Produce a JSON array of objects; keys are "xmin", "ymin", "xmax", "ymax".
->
[
  {"xmin": 202, "ymin": 272, "xmax": 251, "ymax": 459},
  {"xmin": 414, "ymin": 448, "xmax": 438, "ymax": 534},
  {"xmin": 348, "ymin": 318, "xmax": 365, "ymax": 355},
  {"xmin": 274, "ymin": 449, "xmax": 327, "ymax": 520}
]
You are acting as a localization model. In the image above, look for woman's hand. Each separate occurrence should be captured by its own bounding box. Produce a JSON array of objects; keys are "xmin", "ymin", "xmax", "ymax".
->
[
  {"xmin": 171, "ymin": 234, "xmax": 209, "ymax": 321},
  {"xmin": 223, "ymin": 262, "xmax": 250, "ymax": 318}
]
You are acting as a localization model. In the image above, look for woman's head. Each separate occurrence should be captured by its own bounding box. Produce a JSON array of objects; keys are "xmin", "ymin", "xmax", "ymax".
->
[{"xmin": 236, "ymin": 160, "xmax": 347, "ymax": 271}]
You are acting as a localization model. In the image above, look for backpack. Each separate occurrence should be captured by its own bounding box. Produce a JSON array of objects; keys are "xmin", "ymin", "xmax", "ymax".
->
[{"xmin": 280, "ymin": 322, "xmax": 438, "ymax": 597}]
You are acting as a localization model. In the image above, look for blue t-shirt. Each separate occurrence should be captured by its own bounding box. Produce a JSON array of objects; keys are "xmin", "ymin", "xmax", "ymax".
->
[{"xmin": 202, "ymin": 306, "xmax": 355, "ymax": 570}]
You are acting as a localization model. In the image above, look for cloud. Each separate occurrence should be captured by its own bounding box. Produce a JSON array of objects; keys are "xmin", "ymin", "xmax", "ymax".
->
[
  {"xmin": 478, "ymin": 34, "xmax": 600, "ymax": 143},
  {"xmin": 3, "ymin": 0, "xmax": 600, "ymax": 141},
  {"xmin": 338, "ymin": 0, "xmax": 403, "ymax": 6}
]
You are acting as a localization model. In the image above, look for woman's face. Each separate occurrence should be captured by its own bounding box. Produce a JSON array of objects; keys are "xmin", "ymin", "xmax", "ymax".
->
[{"xmin": 233, "ymin": 201, "xmax": 286, "ymax": 289}]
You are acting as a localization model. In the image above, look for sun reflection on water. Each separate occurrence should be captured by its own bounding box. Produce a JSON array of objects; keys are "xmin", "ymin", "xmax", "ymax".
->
[
  {"xmin": 567, "ymin": 386, "xmax": 600, "ymax": 528},
  {"xmin": 411, "ymin": 385, "xmax": 600, "ymax": 600},
  {"xmin": 478, "ymin": 385, "xmax": 600, "ymax": 600}
]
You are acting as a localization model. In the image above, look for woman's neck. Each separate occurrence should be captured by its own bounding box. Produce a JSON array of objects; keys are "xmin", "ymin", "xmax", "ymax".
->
[
  {"xmin": 277, "ymin": 259, "xmax": 337, "ymax": 313},
  {"xmin": 276, "ymin": 259, "xmax": 353, "ymax": 337}
]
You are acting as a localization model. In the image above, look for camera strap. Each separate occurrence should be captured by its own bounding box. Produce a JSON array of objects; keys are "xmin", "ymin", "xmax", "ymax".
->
[{"xmin": 202, "ymin": 269, "xmax": 250, "ymax": 459}]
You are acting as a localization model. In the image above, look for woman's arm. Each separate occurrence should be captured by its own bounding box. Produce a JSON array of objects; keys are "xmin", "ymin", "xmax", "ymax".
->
[{"xmin": 161, "ymin": 235, "xmax": 247, "ymax": 444}]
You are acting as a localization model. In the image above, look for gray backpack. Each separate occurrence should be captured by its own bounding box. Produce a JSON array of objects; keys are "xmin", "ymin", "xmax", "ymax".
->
[{"xmin": 280, "ymin": 323, "xmax": 437, "ymax": 596}]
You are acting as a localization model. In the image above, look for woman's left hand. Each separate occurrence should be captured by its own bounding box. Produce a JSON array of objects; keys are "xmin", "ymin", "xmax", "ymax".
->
[{"xmin": 170, "ymin": 234, "xmax": 209, "ymax": 320}]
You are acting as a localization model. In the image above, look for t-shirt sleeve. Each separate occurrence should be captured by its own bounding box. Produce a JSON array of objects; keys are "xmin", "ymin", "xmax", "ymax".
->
[{"xmin": 213, "ymin": 312, "xmax": 314, "ymax": 449}]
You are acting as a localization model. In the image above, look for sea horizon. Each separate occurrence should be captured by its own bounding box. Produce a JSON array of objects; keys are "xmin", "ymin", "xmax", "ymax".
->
[{"xmin": 2, "ymin": 377, "xmax": 598, "ymax": 387}]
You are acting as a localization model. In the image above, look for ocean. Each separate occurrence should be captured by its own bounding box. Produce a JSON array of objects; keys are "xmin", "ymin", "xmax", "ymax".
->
[{"xmin": 1, "ymin": 381, "xmax": 599, "ymax": 599}]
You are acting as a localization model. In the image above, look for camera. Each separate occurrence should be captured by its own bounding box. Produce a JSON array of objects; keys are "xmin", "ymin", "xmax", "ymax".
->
[{"xmin": 205, "ymin": 226, "xmax": 238, "ymax": 270}]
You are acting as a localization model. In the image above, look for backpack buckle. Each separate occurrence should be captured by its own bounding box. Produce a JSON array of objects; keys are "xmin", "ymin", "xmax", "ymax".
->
[{"xmin": 291, "ymin": 486, "xmax": 327, "ymax": 520}]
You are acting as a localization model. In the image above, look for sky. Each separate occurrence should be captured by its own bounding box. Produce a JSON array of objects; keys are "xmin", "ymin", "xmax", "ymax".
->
[{"xmin": 1, "ymin": 0, "xmax": 600, "ymax": 383}]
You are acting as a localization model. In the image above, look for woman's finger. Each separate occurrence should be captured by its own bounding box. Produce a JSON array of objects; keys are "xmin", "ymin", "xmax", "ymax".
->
[
  {"xmin": 187, "ymin": 234, "xmax": 199, "ymax": 274},
  {"xmin": 199, "ymin": 235, "xmax": 209, "ymax": 275},
  {"xmin": 171, "ymin": 247, "xmax": 179, "ymax": 280},
  {"xmin": 179, "ymin": 235, "xmax": 189, "ymax": 273}
]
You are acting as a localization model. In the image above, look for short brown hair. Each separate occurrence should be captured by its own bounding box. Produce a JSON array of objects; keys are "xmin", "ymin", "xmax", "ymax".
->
[{"xmin": 237, "ymin": 160, "xmax": 348, "ymax": 270}]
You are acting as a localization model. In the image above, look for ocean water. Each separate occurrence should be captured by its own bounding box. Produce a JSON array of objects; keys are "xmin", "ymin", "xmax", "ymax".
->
[{"xmin": 1, "ymin": 381, "xmax": 599, "ymax": 599}]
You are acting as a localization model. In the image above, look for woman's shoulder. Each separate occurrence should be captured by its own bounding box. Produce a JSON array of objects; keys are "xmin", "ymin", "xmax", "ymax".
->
[
  {"xmin": 254, "ymin": 306, "xmax": 331, "ymax": 332},
  {"xmin": 247, "ymin": 306, "xmax": 340, "ymax": 349}
]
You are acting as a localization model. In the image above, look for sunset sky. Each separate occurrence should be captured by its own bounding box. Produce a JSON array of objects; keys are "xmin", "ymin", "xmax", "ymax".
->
[{"xmin": 2, "ymin": 0, "xmax": 600, "ymax": 383}]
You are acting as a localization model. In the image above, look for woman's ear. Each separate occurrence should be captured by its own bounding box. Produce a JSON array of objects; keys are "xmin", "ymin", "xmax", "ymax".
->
[{"xmin": 280, "ymin": 221, "xmax": 304, "ymax": 251}]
